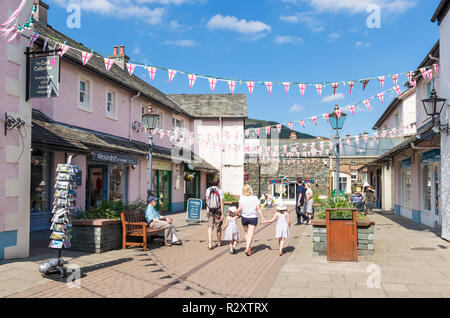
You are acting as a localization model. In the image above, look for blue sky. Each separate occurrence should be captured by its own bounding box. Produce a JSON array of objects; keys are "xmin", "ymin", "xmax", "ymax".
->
[{"xmin": 46, "ymin": 0, "xmax": 440, "ymax": 138}]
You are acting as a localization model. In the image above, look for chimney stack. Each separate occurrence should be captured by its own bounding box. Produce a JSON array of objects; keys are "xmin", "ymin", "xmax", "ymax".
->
[
  {"xmin": 33, "ymin": 1, "xmax": 49, "ymax": 25},
  {"xmin": 109, "ymin": 45, "xmax": 129, "ymax": 70}
]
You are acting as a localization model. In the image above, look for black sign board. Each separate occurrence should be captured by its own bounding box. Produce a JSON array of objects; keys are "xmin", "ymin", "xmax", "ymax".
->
[
  {"xmin": 92, "ymin": 151, "xmax": 138, "ymax": 165},
  {"xmin": 28, "ymin": 55, "xmax": 60, "ymax": 99}
]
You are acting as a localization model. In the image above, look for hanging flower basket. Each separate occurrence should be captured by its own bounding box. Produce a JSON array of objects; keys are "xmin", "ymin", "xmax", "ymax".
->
[{"xmin": 184, "ymin": 172, "xmax": 194, "ymax": 181}]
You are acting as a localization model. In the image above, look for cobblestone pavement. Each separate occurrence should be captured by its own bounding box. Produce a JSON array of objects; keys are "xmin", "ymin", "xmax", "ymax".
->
[
  {"xmin": 1, "ymin": 207, "xmax": 303, "ymax": 298},
  {"xmin": 2, "ymin": 209, "xmax": 450, "ymax": 298},
  {"xmin": 268, "ymin": 212, "xmax": 450, "ymax": 298}
]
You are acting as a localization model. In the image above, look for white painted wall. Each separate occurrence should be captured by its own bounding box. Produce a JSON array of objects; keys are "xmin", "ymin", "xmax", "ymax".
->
[
  {"xmin": 195, "ymin": 118, "xmax": 244, "ymax": 196},
  {"xmin": 439, "ymin": 11, "xmax": 450, "ymax": 241}
]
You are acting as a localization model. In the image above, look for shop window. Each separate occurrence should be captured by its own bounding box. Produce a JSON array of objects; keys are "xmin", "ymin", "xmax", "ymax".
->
[
  {"xmin": 401, "ymin": 169, "xmax": 411, "ymax": 207},
  {"xmin": 31, "ymin": 150, "xmax": 51, "ymax": 213},
  {"xmin": 339, "ymin": 177, "xmax": 348, "ymax": 193},
  {"xmin": 109, "ymin": 165, "xmax": 126, "ymax": 201},
  {"xmin": 422, "ymin": 165, "xmax": 432, "ymax": 211}
]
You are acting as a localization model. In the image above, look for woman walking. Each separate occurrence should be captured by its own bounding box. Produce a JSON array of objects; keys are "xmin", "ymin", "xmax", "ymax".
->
[{"xmin": 236, "ymin": 184, "xmax": 265, "ymax": 256}]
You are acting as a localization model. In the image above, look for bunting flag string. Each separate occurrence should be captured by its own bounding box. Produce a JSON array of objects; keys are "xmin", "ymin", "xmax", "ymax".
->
[
  {"xmin": 244, "ymin": 86, "xmax": 399, "ymax": 133},
  {"xmin": 14, "ymin": 25, "xmax": 437, "ymax": 100},
  {"xmin": 188, "ymin": 74, "xmax": 197, "ymax": 88}
]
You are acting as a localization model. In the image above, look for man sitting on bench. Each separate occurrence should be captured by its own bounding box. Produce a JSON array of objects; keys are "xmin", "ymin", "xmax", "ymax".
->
[{"xmin": 145, "ymin": 196, "xmax": 182, "ymax": 246}]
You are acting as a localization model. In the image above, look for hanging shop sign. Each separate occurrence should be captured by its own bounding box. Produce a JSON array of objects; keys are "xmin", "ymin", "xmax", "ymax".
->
[
  {"xmin": 153, "ymin": 159, "xmax": 172, "ymax": 171},
  {"xmin": 27, "ymin": 55, "xmax": 60, "ymax": 100},
  {"xmin": 92, "ymin": 151, "xmax": 138, "ymax": 165}
]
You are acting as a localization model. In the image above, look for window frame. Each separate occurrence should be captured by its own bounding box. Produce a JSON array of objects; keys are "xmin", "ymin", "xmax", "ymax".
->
[
  {"xmin": 105, "ymin": 88, "xmax": 118, "ymax": 120},
  {"xmin": 77, "ymin": 74, "xmax": 93, "ymax": 112}
]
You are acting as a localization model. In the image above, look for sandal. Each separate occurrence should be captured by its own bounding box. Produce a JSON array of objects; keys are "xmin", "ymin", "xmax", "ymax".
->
[
  {"xmin": 245, "ymin": 249, "xmax": 251, "ymax": 256},
  {"xmin": 208, "ymin": 245, "xmax": 213, "ymax": 250}
]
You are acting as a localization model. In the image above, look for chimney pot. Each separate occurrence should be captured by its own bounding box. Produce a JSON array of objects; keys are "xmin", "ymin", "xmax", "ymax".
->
[
  {"xmin": 120, "ymin": 45, "xmax": 125, "ymax": 55},
  {"xmin": 113, "ymin": 46, "xmax": 118, "ymax": 56}
]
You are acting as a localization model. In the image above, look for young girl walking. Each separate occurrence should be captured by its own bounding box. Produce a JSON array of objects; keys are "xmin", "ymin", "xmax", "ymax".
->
[
  {"xmin": 222, "ymin": 206, "xmax": 240, "ymax": 254},
  {"xmin": 264, "ymin": 204, "xmax": 290, "ymax": 255}
]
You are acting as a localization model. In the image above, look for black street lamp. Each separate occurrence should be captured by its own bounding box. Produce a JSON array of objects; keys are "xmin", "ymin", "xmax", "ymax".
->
[
  {"xmin": 142, "ymin": 103, "xmax": 159, "ymax": 201},
  {"xmin": 421, "ymin": 88, "xmax": 449, "ymax": 134},
  {"xmin": 328, "ymin": 104, "xmax": 347, "ymax": 195}
]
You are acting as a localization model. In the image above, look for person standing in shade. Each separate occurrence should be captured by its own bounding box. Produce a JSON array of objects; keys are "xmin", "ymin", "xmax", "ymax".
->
[
  {"xmin": 295, "ymin": 179, "xmax": 309, "ymax": 225},
  {"xmin": 304, "ymin": 182, "xmax": 314, "ymax": 224},
  {"xmin": 205, "ymin": 177, "xmax": 225, "ymax": 250},
  {"xmin": 235, "ymin": 184, "xmax": 265, "ymax": 256},
  {"xmin": 363, "ymin": 182, "xmax": 376, "ymax": 215},
  {"xmin": 145, "ymin": 196, "xmax": 182, "ymax": 246}
]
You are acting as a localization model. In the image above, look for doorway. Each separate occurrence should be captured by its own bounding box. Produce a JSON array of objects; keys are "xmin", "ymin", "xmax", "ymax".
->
[{"xmin": 87, "ymin": 165, "xmax": 108, "ymax": 209}]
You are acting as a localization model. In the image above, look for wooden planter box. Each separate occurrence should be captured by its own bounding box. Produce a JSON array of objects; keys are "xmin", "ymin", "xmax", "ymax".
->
[
  {"xmin": 311, "ymin": 213, "xmax": 375, "ymax": 259},
  {"xmin": 71, "ymin": 219, "xmax": 122, "ymax": 253}
]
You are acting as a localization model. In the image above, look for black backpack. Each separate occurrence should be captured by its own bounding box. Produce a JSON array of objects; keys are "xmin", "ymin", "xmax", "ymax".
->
[{"xmin": 207, "ymin": 187, "xmax": 221, "ymax": 211}]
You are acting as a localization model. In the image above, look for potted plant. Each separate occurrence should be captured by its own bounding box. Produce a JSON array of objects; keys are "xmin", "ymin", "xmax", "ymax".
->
[
  {"xmin": 71, "ymin": 199, "xmax": 146, "ymax": 253},
  {"xmin": 312, "ymin": 197, "xmax": 375, "ymax": 259}
]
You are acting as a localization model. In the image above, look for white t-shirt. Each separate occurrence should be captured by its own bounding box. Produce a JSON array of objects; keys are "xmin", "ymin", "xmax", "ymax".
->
[
  {"xmin": 306, "ymin": 188, "xmax": 313, "ymax": 201},
  {"xmin": 239, "ymin": 195, "xmax": 260, "ymax": 218},
  {"xmin": 205, "ymin": 186, "xmax": 224, "ymax": 200}
]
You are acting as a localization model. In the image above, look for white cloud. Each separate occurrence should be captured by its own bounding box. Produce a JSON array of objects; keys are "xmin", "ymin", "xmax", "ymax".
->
[
  {"xmin": 290, "ymin": 104, "xmax": 304, "ymax": 112},
  {"xmin": 355, "ymin": 41, "xmax": 371, "ymax": 48},
  {"xmin": 165, "ymin": 39, "xmax": 196, "ymax": 46},
  {"xmin": 206, "ymin": 14, "xmax": 271, "ymax": 34},
  {"xmin": 295, "ymin": 0, "xmax": 417, "ymax": 14},
  {"xmin": 51, "ymin": 0, "xmax": 166, "ymax": 24},
  {"xmin": 274, "ymin": 35, "xmax": 304, "ymax": 45},
  {"xmin": 280, "ymin": 15, "xmax": 299, "ymax": 23},
  {"xmin": 132, "ymin": 46, "xmax": 141, "ymax": 54},
  {"xmin": 327, "ymin": 32, "xmax": 340, "ymax": 42},
  {"xmin": 321, "ymin": 92, "xmax": 345, "ymax": 103},
  {"xmin": 280, "ymin": 11, "xmax": 324, "ymax": 33}
]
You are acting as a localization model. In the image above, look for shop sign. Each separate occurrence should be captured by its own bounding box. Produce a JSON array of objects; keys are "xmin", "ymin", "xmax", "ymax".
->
[
  {"xmin": 92, "ymin": 151, "xmax": 138, "ymax": 165},
  {"xmin": 153, "ymin": 159, "xmax": 172, "ymax": 171},
  {"xmin": 28, "ymin": 56, "xmax": 60, "ymax": 99},
  {"xmin": 186, "ymin": 198, "xmax": 202, "ymax": 223},
  {"xmin": 400, "ymin": 158, "xmax": 412, "ymax": 170},
  {"xmin": 420, "ymin": 148, "xmax": 440, "ymax": 165}
]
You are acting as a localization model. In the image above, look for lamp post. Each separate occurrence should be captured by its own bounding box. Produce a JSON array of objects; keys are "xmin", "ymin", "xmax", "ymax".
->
[
  {"xmin": 142, "ymin": 103, "xmax": 159, "ymax": 201},
  {"xmin": 328, "ymin": 104, "xmax": 347, "ymax": 196},
  {"xmin": 421, "ymin": 88, "xmax": 449, "ymax": 134}
]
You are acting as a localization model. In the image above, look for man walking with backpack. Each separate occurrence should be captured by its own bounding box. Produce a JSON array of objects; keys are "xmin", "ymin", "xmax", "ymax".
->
[{"xmin": 206, "ymin": 177, "xmax": 224, "ymax": 250}]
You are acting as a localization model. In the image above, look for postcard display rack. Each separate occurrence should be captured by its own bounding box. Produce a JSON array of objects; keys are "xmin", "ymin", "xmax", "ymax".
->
[{"xmin": 42, "ymin": 157, "xmax": 78, "ymax": 280}]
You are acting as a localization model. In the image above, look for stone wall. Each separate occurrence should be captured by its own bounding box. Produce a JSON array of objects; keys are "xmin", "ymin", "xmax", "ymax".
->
[
  {"xmin": 245, "ymin": 158, "xmax": 330, "ymax": 197},
  {"xmin": 71, "ymin": 220, "xmax": 122, "ymax": 253},
  {"xmin": 312, "ymin": 224, "xmax": 375, "ymax": 256}
]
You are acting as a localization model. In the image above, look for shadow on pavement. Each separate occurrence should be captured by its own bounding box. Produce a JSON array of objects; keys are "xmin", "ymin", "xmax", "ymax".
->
[{"xmin": 378, "ymin": 213, "xmax": 442, "ymax": 237}]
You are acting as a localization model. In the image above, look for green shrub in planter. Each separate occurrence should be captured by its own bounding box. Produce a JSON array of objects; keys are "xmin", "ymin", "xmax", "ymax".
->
[
  {"xmin": 76, "ymin": 199, "xmax": 147, "ymax": 220},
  {"xmin": 224, "ymin": 192, "xmax": 238, "ymax": 202},
  {"xmin": 316, "ymin": 197, "xmax": 365, "ymax": 220}
]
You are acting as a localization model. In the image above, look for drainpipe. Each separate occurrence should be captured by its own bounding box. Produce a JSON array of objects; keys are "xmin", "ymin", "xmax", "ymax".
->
[
  {"xmin": 129, "ymin": 92, "xmax": 141, "ymax": 140},
  {"xmin": 220, "ymin": 117, "xmax": 223, "ymax": 188},
  {"xmin": 429, "ymin": 54, "xmax": 439, "ymax": 62}
]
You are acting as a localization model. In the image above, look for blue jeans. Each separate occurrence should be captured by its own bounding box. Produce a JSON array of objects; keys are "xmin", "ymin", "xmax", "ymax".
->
[{"xmin": 296, "ymin": 205, "xmax": 310, "ymax": 223}]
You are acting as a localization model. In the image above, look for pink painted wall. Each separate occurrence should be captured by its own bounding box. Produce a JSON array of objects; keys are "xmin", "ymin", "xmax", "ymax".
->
[
  {"xmin": 33, "ymin": 60, "xmax": 192, "ymax": 150},
  {"xmin": 415, "ymin": 75, "xmax": 441, "ymax": 128},
  {"xmin": 0, "ymin": 5, "xmax": 21, "ymax": 231}
]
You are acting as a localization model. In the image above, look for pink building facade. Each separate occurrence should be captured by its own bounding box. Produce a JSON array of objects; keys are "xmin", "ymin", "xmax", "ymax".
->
[{"xmin": 0, "ymin": 2, "xmax": 247, "ymax": 259}]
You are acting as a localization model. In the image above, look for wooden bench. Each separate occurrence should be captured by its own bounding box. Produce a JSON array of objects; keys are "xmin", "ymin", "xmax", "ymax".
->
[{"xmin": 120, "ymin": 210, "xmax": 165, "ymax": 251}]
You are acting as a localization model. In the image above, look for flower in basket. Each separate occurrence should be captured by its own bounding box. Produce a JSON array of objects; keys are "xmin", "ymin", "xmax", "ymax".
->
[{"xmin": 184, "ymin": 172, "xmax": 194, "ymax": 181}]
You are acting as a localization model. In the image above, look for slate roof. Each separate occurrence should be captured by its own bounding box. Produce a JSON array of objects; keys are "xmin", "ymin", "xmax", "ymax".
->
[
  {"xmin": 32, "ymin": 110, "xmax": 217, "ymax": 171},
  {"xmin": 167, "ymin": 94, "xmax": 248, "ymax": 118},
  {"xmin": 32, "ymin": 21, "xmax": 188, "ymax": 115}
]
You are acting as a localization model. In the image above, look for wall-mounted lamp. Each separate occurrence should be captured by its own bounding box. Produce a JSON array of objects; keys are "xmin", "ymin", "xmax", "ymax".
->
[
  {"xmin": 4, "ymin": 113, "xmax": 25, "ymax": 136},
  {"xmin": 421, "ymin": 88, "xmax": 449, "ymax": 135}
]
